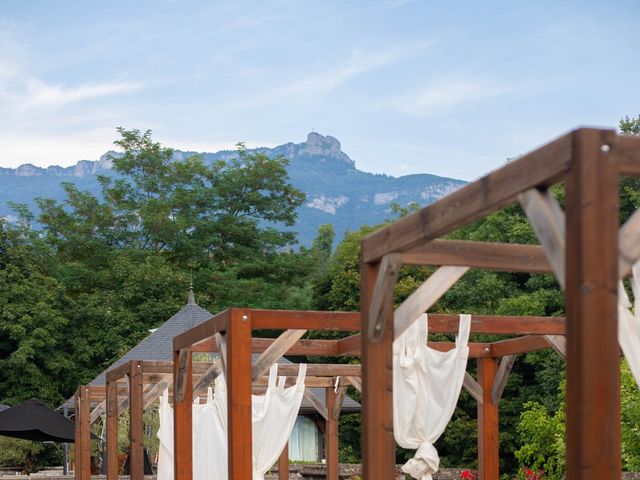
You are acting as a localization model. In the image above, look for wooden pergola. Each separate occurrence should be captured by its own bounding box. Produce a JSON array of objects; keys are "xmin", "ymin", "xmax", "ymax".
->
[
  {"xmin": 169, "ymin": 306, "xmax": 573, "ymax": 480},
  {"xmin": 359, "ymin": 128, "xmax": 640, "ymax": 480}
]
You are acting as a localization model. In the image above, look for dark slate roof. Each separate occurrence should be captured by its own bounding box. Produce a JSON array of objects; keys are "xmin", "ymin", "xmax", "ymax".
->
[{"xmin": 64, "ymin": 292, "xmax": 360, "ymax": 414}]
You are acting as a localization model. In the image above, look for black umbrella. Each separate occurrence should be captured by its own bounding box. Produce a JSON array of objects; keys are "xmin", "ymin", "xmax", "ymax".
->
[{"xmin": 0, "ymin": 399, "xmax": 76, "ymax": 443}]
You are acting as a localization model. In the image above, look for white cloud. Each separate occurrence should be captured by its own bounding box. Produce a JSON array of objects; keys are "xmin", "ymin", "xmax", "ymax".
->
[
  {"xmin": 22, "ymin": 79, "xmax": 143, "ymax": 108},
  {"xmin": 235, "ymin": 41, "xmax": 433, "ymax": 109},
  {"xmin": 0, "ymin": 128, "xmax": 117, "ymax": 168},
  {"xmin": 394, "ymin": 79, "xmax": 521, "ymax": 116}
]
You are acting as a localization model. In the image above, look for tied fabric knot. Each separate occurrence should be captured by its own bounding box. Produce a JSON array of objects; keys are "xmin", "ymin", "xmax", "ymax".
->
[{"xmin": 401, "ymin": 441, "xmax": 439, "ymax": 480}]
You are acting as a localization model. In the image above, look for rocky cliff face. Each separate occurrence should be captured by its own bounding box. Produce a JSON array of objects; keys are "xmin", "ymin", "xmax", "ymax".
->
[{"xmin": 0, "ymin": 133, "xmax": 465, "ymax": 244}]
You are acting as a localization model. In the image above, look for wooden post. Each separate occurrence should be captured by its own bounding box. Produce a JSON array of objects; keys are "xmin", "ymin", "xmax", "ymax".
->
[
  {"xmin": 361, "ymin": 261, "xmax": 396, "ymax": 480},
  {"xmin": 477, "ymin": 358, "xmax": 499, "ymax": 480},
  {"xmin": 227, "ymin": 309, "xmax": 253, "ymax": 480},
  {"xmin": 278, "ymin": 442, "xmax": 289, "ymax": 480},
  {"xmin": 129, "ymin": 361, "xmax": 144, "ymax": 480},
  {"xmin": 106, "ymin": 380, "xmax": 118, "ymax": 480},
  {"xmin": 174, "ymin": 349, "xmax": 193, "ymax": 480},
  {"xmin": 74, "ymin": 386, "xmax": 91, "ymax": 480},
  {"xmin": 565, "ymin": 129, "xmax": 620, "ymax": 479},
  {"xmin": 325, "ymin": 387, "xmax": 339, "ymax": 480}
]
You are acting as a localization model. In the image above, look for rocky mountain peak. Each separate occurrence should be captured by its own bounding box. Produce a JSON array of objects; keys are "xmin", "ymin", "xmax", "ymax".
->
[{"xmin": 299, "ymin": 132, "xmax": 354, "ymax": 167}]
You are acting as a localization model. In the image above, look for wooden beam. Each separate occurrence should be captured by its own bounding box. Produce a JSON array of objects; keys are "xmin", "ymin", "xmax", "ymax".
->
[
  {"xmin": 361, "ymin": 260, "xmax": 395, "ymax": 480},
  {"xmin": 490, "ymin": 335, "xmax": 550, "ymax": 357},
  {"xmin": 142, "ymin": 373, "xmax": 174, "ymax": 410},
  {"xmin": 463, "ymin": 372, "xmax": 483, "ymax": 405},
  {"xmin": 519, "ymin": 187, "xmax": 565, "ymax": 287},
  {"xmin": 252, "ymin": 329, "xmax": 308, "ymax": 381},
  {"xmin": 394, "ymin": 266, "xmax": 469, "ymax": 340},
  {"xmin": 74, "ymin": 386, "xmax": 90, "ymax": 480},
  {"xmin": 618, "ymin": 133, "xmax": 640, "ymax": 176},
  {"xmin": 173, "ymin": 309, "xmax": 229, "ymax": 352},
  {"xmin": 89, "ymin": 401, "xmax": 105, "ymax": 424},
  {"xmin": 250, "ymin": 309, "xmax": 360, "ymax": 331},
  {"xmin": 129, "ymin": 361, "xmax": 144, "ymax": 480},
  {"xmin": 544, "ymin": 335, "xmax": 567, "ymax": 359},
  {"xmin": 478, "ymin": 358, "xmax": 499, "ymax": 480},
  {"xmin": 428, "ymin": 314, "xmax": 566, "ymax": 335},
  {"xmin": 332, "ymin": 386, "xmax": 348, "ymax": 421},
  {"xmin": 430, "ymin": 342, "xmax": 492, "ymax": 358},
  {"xmin": 175, "ymin": 348, "xmax": 190, "ymax": 403},
  {"xmin": 344, "ymin": 375, "xmax": 361, "ymax": 393},
  {"xmin": 192, "ymin": 336, "xmax": 339, "ymax": 356},
  {"xmin": 106, "ymin": 380, "xmax": 118, "ymax": 480},
  {"xmin": 227, "ymin": 309, "xmax": 253, "ymax": 480},
  {"xmin": 215, "ymin": 332, "xmax": 227, "ymax": 374},
  {"xmin": 325, "ymin": 387, "xmax": 340, "ymax": 480},
  {"xmin": 303, "ymin": 389, "xmax": 329, "ymax": 421},
  {"xmin": 368, "ymin": 253, "xmax": 402, "ymax": 342},
  {"xmin": 491, "ymin": 355, "xmax": 516, "ymax": 404},
  {"xmin": 173, "ymin": 348, "xmax": 192, "ymax": 480},
  {"xmin": 106, "ymin": 362, "xmax": 131, "ymax": 383},
  {"xmin": 362, "ymin": 131, "xmax": 573, "ymax": 263},
  {"xmin": 337, "ymin": 334, "xmax": 361, "ymax": 356},
  {"xmin": 402, "ymin": 239, "xmax": 553, "ymax": 273},
  {"xmin": 278, "ymin": 442, "xmax": 289, "ymax": 480},
  {"xmin": 565, "ymin": 128, "xmax": 620, "ymax": 479},
  {"xmin": 191, "ymin": 361, "xmax": 222, "ymax": 399}
]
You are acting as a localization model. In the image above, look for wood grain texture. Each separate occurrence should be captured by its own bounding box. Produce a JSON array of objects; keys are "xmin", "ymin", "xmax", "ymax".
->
[
  {"xmin": 478, "ymin": 358, "xmax": 499, "ymax": 480},
  {"xmin": 565, "ymin": 128, "xmax": 621, "ymax": 479},
  {"xmin": 227, "ymin": 309, "xmax": 253, "ymax": 480},
  {"xmin": 394, "ymin": 266, "xmax": 469, "ymax": 339},
  {"xmin": 129, "ymin": 361, "xmax": 144, "ymax": 480},
  {"xmin": 362, "ymin": 131, "xmax": 573, "ymax": 263},
  {"xmin": 106, "ymin": 381, "xmax": 118, "ymax": 480},
  {"xmin": 361, "ymin": 261, "xmax": 396, "ymax": 480},
  {"xmin": 252, "ymin": 329, "xmax": 307, "ymax": 380},
  {"xmin": 325, "ymin": 387, "xmax": 340, "ymax": 480},
  {"xmin": 173, "ymin": 349, "xmax": 192, "ymax": 480},
  {"xmin": 278, "ymin": 443, "xmax": 289, "ymax": 480},
  {"xmin": 491, "ymin": 355, "xmax": 515, "ymax": 404},
  {"xmin": 368, "ymin": 253, "xmax": 402, "ymax": 342},
  {"xmin": 402, "ymin": 239, "xmax": 552, "ymax": 273},
  {"xmin": 463, "ymin": 372, "xmax": 483, "ymax": 405}
]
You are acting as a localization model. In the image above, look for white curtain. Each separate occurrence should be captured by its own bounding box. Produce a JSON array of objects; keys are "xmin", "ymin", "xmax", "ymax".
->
[
  {"xmin": 159, "ymin": 364, "xmax": 306, "ymax": 480},
  {"xmin": 393, "ymin": 313, "xmax": 471, "ymax": 480},
  {"xmin": 157, "ymin": 387, "xmax": 228, "ymax": 480},
  {"xmin": 619, "ymin": 261, "xmax": 640, "ymax": 387}
]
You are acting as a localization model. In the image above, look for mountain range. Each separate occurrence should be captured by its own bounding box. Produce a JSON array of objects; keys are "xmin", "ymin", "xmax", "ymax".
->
[{"xmin": 0, "ymin": 132, "xmax": 466, "ymax": 245}]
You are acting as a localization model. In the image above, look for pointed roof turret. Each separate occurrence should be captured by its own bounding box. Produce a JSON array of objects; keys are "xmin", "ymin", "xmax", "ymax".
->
[{"xmin": 187, "ymin": 282, "xmax": 196, "ymax": 305}]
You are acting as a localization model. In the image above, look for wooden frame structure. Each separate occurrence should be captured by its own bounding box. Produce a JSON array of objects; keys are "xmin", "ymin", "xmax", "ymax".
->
[
  {"xmin": 170, "ymin": 308, "xmax": 571, "ymax": 480},
  {"xmin": 360, "ymin": 128, "xmax": 640, "ymax": 480}
]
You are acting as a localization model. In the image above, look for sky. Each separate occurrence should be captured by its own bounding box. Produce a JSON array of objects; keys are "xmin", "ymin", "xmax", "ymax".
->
[{"xmin": 0, "ymin": 1, "xmax": 639, "ymax": 180}]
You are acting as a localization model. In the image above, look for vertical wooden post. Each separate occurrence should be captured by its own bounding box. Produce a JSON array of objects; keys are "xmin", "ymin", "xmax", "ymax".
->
[
  {"xmin": 174, "ymin": 349, "xmax": 193, "ymax": 480},
  {"xmin": 227, "ymin": 309, "xmax": 253, "ymax": 480},
  {"xmin": 325, "ymin": 387, "xmax": 339, "ymax": 480},
  {"xmin": 81, "ymin": 386, "xmax": 91, "ymax": 480},
  {"xmin": 565, "ymin": 128, "xmax": 620, "ymax": 479},
  {"xmin": 361, "ymin": 261, "xmax": 395, "ymax": 480},
  {"xmin": 106, "ymin": 380, "xmax": 118, "ymax": 480},
  {"xmin": 74, "ymin": 389, "xmax": 82, "ymax": 480},
  {"xmin": 477, "ymin": 358, "xmax": 499, "ymax": 480},
  {"xmin": 129, "ymin": 361, "xmax": 144, "ymax": 480},
  {"xmin": 278, "ymin": 442, "xmax": 289, "ymax": 480}
]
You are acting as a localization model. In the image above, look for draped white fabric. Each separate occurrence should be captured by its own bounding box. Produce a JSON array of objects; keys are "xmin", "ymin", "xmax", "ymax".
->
[
  {"xmin": 393, "ymin": 314, "xmax": 471, "ymax": 480},
  {"xmin": 157, "ymin": 387, "xmax": 228, "ymax": 480},
  {"xmin": 158, "ymin": 364, "xmax": 306, "ymax": 480},
  {"xmin": 619, "ymin": 261, "xmax": 640, "ymax": 387}
]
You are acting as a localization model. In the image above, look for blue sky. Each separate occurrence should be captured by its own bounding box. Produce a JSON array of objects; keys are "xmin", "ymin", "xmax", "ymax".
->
[{"xmin": 0, "ymin": 1, "xmax": 638, "ymax": 180}]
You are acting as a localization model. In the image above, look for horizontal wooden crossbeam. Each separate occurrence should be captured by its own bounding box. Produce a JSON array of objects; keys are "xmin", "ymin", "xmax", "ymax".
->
[
  {"xmin": 402, "ymin": 239, "xmax": 553, "ymax": 273},
  {"xmin": 361, "ymin": 131, "xmax": 573, "ymax": 263}
]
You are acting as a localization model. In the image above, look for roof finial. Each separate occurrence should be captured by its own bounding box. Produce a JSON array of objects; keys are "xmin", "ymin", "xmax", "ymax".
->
[{"xmin": 187, "ymin": 272, "xmax": 196, "ymax": 305}]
